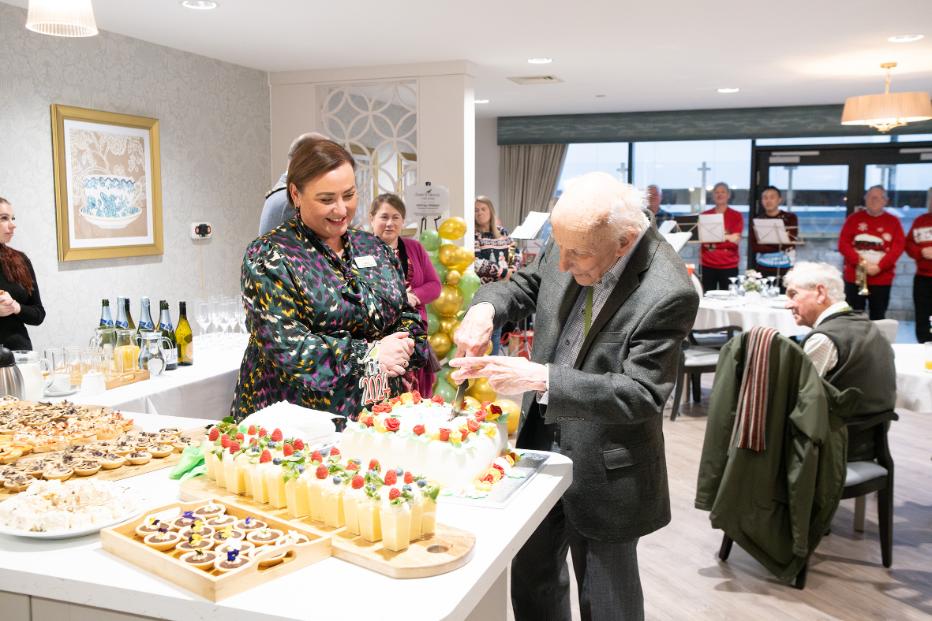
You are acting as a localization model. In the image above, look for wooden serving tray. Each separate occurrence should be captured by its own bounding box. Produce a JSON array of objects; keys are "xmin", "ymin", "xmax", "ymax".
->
[
  {"xmin": 180, "ymin": 476, "xmax": 475, "ymax": 579},
  {"xmin": 100, "ymin": 497, "xmax": 331, "ymax": 602},
  {"xmin": 105, "ymin": 369, "xmax": 151, "ymax": 390}
]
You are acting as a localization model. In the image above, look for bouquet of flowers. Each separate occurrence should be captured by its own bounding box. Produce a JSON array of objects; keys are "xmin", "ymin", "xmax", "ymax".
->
[{"xmin": 741, "ymin": 270, "xmax": 765, "ymax": 293}]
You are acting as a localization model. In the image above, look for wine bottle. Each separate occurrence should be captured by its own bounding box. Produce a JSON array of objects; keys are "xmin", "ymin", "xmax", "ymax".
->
[
  {"xmin": 175, "ymin": 301, "xmax": 194, "ymax": 366},
  {"xmin": 99, "ymin": 299, "xmax": 114, "ymax": 328},
  {"xmin": 136, "ymin": 297, "xmax": 154, "ymax": 346},
  {"xmin": 115, "ymin": 297, "xmax": 129, "ymax": 329},
  {"xmin": 124, "ymin": 297, "xmax": 136, "ymax": 331},
  {"xmin": 158, "ymin": 300, "xmax": 178, "ymax": 370}
]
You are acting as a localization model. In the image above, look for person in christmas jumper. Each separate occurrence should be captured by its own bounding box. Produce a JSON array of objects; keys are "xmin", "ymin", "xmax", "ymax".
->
[
  {"xmin": 837, "ymin": 185, "xmax": 905, "ymax": 320},
  {"xmin": 700, "ymin": 181, "xmax": 744, "ymax": 292},
  {"xmin": 905, "ymin": 195, "xmax": 932, "ymax": 342}
]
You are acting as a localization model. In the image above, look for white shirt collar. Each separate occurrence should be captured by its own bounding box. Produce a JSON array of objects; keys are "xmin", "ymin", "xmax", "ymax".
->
[{"xmin": 814, "ymin": 301, "xmax": 851, "ymax": 328}]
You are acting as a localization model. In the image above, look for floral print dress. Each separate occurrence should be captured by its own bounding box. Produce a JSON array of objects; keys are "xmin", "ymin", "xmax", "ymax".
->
[{"xmin": 230, "ymin": 219, "xmax": 428, "ymax": 422}]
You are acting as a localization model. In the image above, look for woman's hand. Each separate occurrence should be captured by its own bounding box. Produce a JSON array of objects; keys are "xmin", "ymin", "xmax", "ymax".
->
[
  {"xmin": 406, "ymin": 288, "xmax": 421, "ymax": 307},
  {"xmin": 0, "ymin": 292, "xmax": 18, "ymax": 317},
  {"xmin": 378, "ymin": 331, "xmax": 414, "ymax": 377},
  {"xmin": 725, "ymin": 232, "xmax": 741, "ymax": 244}
]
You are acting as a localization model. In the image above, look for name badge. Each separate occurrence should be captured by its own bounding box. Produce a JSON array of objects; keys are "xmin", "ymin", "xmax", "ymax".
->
[{"xmin": 354, "ymin": 255, "xmax": 377, "ymax": 268}]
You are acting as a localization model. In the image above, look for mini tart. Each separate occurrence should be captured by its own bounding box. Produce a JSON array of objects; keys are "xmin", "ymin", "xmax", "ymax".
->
[
  {"xmin": 100, "ymin": 453, "xmax": 126, "ymax": 469},
  {"xmin": 126, "ymin": 451, "xmax": 151, "ymax": 465},
  {"xmin": 171, "ymin": 514, "xmax": 197, "ymax": 530},
  {"xmin": 212, "ymin": 528, "xmax": 245, "ymax": 544},
  {"xmin": 193, "ymin": 502, "xmax": 225, "ymax": 519},
  {"xmin": 172, "ymin": 437, "xmax": 194, "ymax": 453},
  {"xmin": 215, "ymin": 540, "xmax": 255, "ymax": 557},
  {"xmin": 180, "ymin": 549, "xmax": 216, "ymax": 570},
  {"xmin": 23, "ymin": 459, "xmax": 49, "ymax": 478},
  {"xmin": 149, "ymin": 444, "xmax": 173, "ymax": 459},
  {"xmin": 206, "ymin": 514, "xmax": 237, "ymax": 528},
  {"xmin": 73, "ymin": 460, "xmax": 101, "ymax": 476},
  {"xmin": 178, "ymin": 525, "xmax": 215, "ymax": 540},
  {"xmin": 135, "ymin": 518, "xmax": 165, "ymax": 538},
  {"xmin": 42, "ymin": 465, "xmax": 74, "ymax": 481},
  {"xmin": 143, "ymin": 531, "xmax": 182, "ymax": 551},
  {"xmin": 288, "ymin": 532, "xmax": 311, "ymax": 545},
  {"xmin": 111, "ymin": 445, "xmax": 133, "ymax": 457},
  {"xmin": 246, "ymin": 528, "xmax": 284, "ymax": 546},
  {"xmin": 158, "ymin": 427, "xmax": 181, "ymax": 438},
  {"xmin": 213, "ymin": 554, "xmax": 251, "ymax": 573},
  {"xmin": 3, "ymin": 474, "xmax": 31, "ymax": 492},
  {"xmin": 175, "ymin": 537, "xmax": 214, "ymax": 552},
  {"xmin": 255, "ymin": 544, "xmax": 288, "ymax": 568},
  {"xmin": 235, "ymin": 517, "xmax": 266, "ymax": 532}
]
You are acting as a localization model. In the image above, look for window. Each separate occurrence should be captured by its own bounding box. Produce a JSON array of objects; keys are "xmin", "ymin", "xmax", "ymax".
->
[
  {"xmin": 556, "ymin": 142, "xmax": 629, "ymax": 195},
  {"xmin": 756, "ymin": 135, "xmax": 890, "ymax": 146}
]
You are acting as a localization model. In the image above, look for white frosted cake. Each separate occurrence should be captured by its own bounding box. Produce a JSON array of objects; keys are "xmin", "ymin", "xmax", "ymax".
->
[{"xmin": 338, "ymin": 392, "xmax": 510, "ymax": 491}]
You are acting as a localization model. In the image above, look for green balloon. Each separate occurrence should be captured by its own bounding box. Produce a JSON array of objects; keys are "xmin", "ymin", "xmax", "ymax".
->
[
  {"xmin": 458, "ymin": 270, "xmax": 481, "ymax": 301},
  {"xmin": 420, "ymin": 229, "xmax": 442, "ymax": 251},
  {"xmin": 427, "ymin": 310, "xmax": 440, "ymax": 335},
  {"xmin": 433, "ymin": 379, "xmax": 457, "ymax": 403},
  {"xmin": 431, "ymin": 258, "xmax": 448, "ymax": 283}
]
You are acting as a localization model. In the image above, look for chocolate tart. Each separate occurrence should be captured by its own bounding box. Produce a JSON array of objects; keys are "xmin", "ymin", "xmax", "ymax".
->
[
  {"xmin": 206, "ymin": 514, "xmax": 237, "ymax": 528},
  {"xmin": 42, "ymin": 466, "xmax": 74, "ymax": 481},
  {"xmin": 214, "ymin": 540, "xmax": 255, "ymax": 557},
  {"xmin": 144, "ymin": 530, "xmax": 182, "ymax": 551},
  {"xmin": 180, "ymin": 549, "xmax": 216, "ymax": 570},
  {"xmin": 73, "ymin": 460, "xmax": 101, "ymax": 476},
  {"xmin": 193, "ymin": 502, "xmax": 226, "ymax": 519},
  {"xmin": 126, "ymin": 451, "xmax": 151, "ymax": 465},
  {"xmin": 149, "ymin": 444, "xmax": 173, "ymax": 459},
  {"xmin": 246, "ymin": 528, "xmax": 284, "ymax": 546},
  {"xmin": 134, "ymin": 517, "xmax": 165, "ymax": 538},
  {"xmin": 213, "ymin": 553, "xmax": 251, "ymax": 573},
  {"xmin": 100, "ymin": 453, "xmax": 126, "ymax": 469},
  {"xmin": 235, "ymin": 517, "xmax": 267, "ymax": 532}
]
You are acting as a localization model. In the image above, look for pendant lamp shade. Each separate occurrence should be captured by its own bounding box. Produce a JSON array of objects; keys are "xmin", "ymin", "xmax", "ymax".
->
[
  {"xmin": 841, "ymin": 62, "xmax": 932, "ymax": 133},
  {"xmin": 26, "ymin": 0, "xmax": 99, "ymax": 38}
]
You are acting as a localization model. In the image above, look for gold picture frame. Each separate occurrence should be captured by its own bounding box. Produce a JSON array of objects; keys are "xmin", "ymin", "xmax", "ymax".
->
[{"xmin": 51, "ymin": 104, "xmax": 163, "ymax": 261}]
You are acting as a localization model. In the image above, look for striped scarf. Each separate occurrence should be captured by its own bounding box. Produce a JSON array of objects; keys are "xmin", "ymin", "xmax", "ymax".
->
[{"xmin": 731, "ymin": 326, "xmax": 779, "ymax": 452}]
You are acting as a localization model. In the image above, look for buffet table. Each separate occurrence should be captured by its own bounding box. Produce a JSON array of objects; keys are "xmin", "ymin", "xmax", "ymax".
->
[
  {"xmin": 0, "ymin": 412, "xmax": 573, "ymax": 621},
  {"xmin": 892, "ymin": 344, "xmax": 932, "ymax": 413},
  {"xmin": 694, "ymin": 295, "xmax": 808, "ymax": 337},
  {"xmin": 50, "ymin": 335, "xmax": 248, "ymax": 420}
]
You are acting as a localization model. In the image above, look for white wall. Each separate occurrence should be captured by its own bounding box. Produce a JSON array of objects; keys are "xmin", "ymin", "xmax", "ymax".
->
[
  {"xmin": 0, "ymin": 3, "xmax": 270, "ymax": 353},
  {"xmin": 270, "ymin": 62, "xmax": 475, "ymax": 246},
  {"xmin": 474, "ymin": 116, "xmax": 501, "ymax": 225}
]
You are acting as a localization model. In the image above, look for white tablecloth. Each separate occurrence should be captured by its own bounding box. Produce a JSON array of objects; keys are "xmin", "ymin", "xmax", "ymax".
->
[
  {"xmin": 694, "ymin": 295, "xmax": 809, "ymax": 337},
  {"xmin": 892, "ymin": 344, "xmax": 932, "ymax": 413},
  {"xmin": 49, "ymin": 335, "xmax": 247, "ymax": 420}
]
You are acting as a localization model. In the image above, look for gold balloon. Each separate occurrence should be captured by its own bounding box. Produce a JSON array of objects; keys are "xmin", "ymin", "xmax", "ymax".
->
[
  {"xmin": 493, "ymin": 398, "xmax": 522, "ymax": 435},
  {"xmin": 466, "ymin": 377, "xmax": 497, "ymax": 403},
  {"xmin": 457, "ymin": 246, "xmax": 474, "ymax": 265},
  {"xmin": 431, "ymin": 285, "xmax": 463, "ymax": 318},
  {"xmin": 439, "ymin": 244, "xmax": 460, "ymax": 267},
  {"xmin": 446, "ymin": 371, "xmax": 459, "ymax": 387},
  {"xmin": 438, "ymin": 217, "xmax": 468, "ymax": 241},
  {"xmin": 463, "ymin": 396, "xmax": 482, "ymax": 412},
  {"xmin": 445, "ymin": 270, "xmax": 462, "ymax": 286},
  {"xmin": 428, "ymin": 332, "xmax": 452, "ymax": 359},
  {"xmin": 439, "ymin": 317, "xmax": 458, "ymax": 335}
]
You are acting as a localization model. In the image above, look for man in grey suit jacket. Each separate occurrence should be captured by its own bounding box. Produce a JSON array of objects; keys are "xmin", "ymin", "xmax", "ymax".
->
[
  {"xmin": 452, "ymin": 172, "xmax": 698, "ymax": 621},
  {"xmin": 259, "ymin": 132, "xmax": 328, "ymax": 235}
]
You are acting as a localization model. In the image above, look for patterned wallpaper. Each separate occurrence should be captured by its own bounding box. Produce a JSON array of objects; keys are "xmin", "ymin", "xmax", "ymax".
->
[{"xmin": 0, "ymin": 3, "xmax": 270, "ymax": 352}]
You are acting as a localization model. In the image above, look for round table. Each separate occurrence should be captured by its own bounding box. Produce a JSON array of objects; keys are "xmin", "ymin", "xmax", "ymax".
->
[
  {"xmin": 694, "ymin": 294, "xmax": 809, "ymax": 338},
  {"xmin": 892, "ymin": 344, "xmax": 932, "ymax": 413}
]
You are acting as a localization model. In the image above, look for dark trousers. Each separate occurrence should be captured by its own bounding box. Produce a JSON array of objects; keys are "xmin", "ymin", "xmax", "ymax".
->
[
  {"xmin": 511, "ymin": 500, "xmax": 644, "ymax": 621},
  {"xmin": 701, "ymin": 266, "xmax": 738, "ymax": 292},
  {"xmin": 915, "ymin": 275, "xmax": 932, "ymax": 343},
  {"xmin": 845, "ymin": 282, "xmax": 891, "ymax": 320}
]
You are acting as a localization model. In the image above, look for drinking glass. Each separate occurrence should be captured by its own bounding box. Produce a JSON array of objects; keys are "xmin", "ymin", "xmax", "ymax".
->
[
  {"xmin": 195, "ymin": 300, "xmax": 212, "ymax": 337},
  {"xmin": 727, "ymin": 276, "xmax": 738, "ymax": 296}
]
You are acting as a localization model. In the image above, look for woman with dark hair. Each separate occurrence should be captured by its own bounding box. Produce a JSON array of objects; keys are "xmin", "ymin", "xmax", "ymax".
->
[
  {"xmin": 369, "ymin": 193, "xmax": 441, "ymax": 395},
  {"xmin": 0, "ymin": 197, "xmax": 45, "ymax": 350},
  {"xmin": 231, "ymin": 139, "xmax": 428, "ymax": 421}
]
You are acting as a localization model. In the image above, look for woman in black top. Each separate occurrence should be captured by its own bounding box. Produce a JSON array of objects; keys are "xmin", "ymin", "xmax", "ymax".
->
[{"xmin": 0, "ymin": 197, "xmax": 45, "ymax": 350}]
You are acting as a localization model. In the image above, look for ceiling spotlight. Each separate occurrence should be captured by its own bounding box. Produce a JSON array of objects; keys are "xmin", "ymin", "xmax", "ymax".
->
[
  {"xmin": 887, "ymin": 34, "xmax": 923, "ymax": 43},
  {"xmin": 181, "ymin": 0, "xmax": 218, "ymax": 9},
  {"xmin": 474, "ymin": 99, "xmax": 490, "ymax": 104},
  {"xmin": 717, "ymin": 87, "xmax": 740, "ymax": 94},
  {"xmin": 527, "ymin": 58, "xmax": 553, "ymax": 65}
]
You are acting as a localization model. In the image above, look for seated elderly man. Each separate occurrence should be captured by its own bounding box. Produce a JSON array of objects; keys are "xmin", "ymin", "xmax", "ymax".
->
[
  {"xmin": 784, "ymin": 261, "xmax": 896, "ymax": 459},
  {"xmin": 451, "ymin": 172, "xmax": 698, "ymax": 621}
]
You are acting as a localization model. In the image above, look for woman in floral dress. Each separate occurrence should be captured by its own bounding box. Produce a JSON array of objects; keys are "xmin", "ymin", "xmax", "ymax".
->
[{"xmin": 231, "ymin": 139, "xmax": 427, "ymax": 422}]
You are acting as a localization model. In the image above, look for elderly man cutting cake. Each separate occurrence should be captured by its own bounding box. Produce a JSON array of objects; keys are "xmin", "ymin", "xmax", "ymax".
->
[{"xmin": 451, "ymin": 172, "xmax": 699, "ymax": 621}]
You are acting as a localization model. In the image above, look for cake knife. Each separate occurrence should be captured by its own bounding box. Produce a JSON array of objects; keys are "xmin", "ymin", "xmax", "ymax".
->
[{"xmin": 451, "ymin": 380, "xmax": 468, "ymax": 416}]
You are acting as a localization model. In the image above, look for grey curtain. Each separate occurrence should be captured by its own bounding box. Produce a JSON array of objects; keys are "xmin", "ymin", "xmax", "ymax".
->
[{"xmin": 499, "ymin": 143, "xmax": 567, "ymax": 230}]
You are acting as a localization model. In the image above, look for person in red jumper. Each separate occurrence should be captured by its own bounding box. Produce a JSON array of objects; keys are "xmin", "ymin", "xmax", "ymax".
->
[
  {"xmin": 837, "ymin": 185, "xmax": 905, "ymax": 320},
  {"xmin": 905, "ymin": 195, "xmax": 932, "ymax": 342},
  {"xmin": 700, "ymin": 182, "xmax": 744, "ymax": 291}
]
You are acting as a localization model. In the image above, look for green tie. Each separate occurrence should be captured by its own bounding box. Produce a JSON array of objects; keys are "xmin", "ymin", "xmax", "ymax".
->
[{"xmin": 583, "ymin": 287, "xmax": 593, "ymax": 337}]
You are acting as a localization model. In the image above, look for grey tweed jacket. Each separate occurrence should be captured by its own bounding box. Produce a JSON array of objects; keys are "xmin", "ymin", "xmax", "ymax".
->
[{"xmin": 473, "ymin": 226, "xmax": 699, "ymax": 541}]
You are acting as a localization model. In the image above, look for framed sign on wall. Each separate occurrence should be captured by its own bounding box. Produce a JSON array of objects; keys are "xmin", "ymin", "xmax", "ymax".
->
[{"xmin": 50, "ymin": 104, "xmax": 163, "ymax": 261}]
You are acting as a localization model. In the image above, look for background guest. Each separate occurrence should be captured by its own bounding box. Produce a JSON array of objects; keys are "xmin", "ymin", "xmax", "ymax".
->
[
  {"xmin": 646, "ymin": 184, "xmax": 672, "ymax": 226},
  {"xmin": 905, "ymin": 192, "xmax": 932, "ymax": 342},
  {"xmin": 749, "ymin": 185, "xmax": 798, "ymax": 291},
  {"xmin": 259, "ymin": 132, "xmax": 328, "ymax": 235},
  {"xmin": 0, "ymin": 197, "xmax": 45, "ymax": 351},
  {"xmin": 473, "ymin": 195, "xmax": 518, "ymax": 354},
  {"xmin": 369, "ymin": 193, "xmax": 441, "ymax": 395},
  {"xmin": 700, "ymin": 181, "xmax": 744, "ymax": 291},
  {"xmin": 232, "ymin": 139, "xmax": 427, "ymax": 421},
  {"xmin": 837, "ymin": 185, "xmax": 905, "ymax": 319}
]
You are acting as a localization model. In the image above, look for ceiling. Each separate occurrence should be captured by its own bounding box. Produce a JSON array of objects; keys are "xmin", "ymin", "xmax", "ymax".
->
[{"xmin": 5, "ymin": 0, "xmax": 932, "ymax": 119}]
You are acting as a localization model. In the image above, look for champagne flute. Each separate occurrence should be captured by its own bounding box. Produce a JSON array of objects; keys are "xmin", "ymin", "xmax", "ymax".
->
[{"xmin": 194, "ymin": 300, "xmax": 212, "ymax": 343}]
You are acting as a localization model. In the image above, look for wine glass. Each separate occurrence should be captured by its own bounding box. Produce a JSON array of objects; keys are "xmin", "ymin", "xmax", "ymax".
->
[
  {"xmin": 194, "ymin": 300, "xmax": 212, "ymax": 342},
  {"xmin": 727, "ymin": 276, "xmax": 738, "ymax": 296}
]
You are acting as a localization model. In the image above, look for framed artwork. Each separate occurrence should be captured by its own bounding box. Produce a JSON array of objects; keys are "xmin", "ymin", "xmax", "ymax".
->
[{"xmin": 50, "ymin": 104, "xmax": 163, "ymax": 261}]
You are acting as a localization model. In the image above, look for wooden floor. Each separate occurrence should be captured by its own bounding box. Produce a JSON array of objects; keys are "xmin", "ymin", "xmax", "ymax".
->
[{"xmin": 508, "ymin": 387, "xmax": 932, "ymax": 620}]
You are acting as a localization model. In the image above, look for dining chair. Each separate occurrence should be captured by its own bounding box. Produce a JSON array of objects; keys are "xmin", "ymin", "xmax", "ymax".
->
[
  {"xmin": 871, "ymin": 319, "xmax": 898, "ymax": 344},
  {"xmin": 669, "ymin": 325, "xmax": 742, "ymax": 421}
]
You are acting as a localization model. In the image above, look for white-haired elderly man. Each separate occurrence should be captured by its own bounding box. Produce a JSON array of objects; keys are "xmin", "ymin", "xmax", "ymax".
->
[
  {"xmin": 451, "ymin": 172, "xmax": 699, "ymax": 621},
  {"xmin": 259, "ymin": 132, "xmax": 328, "ymax": 235},
  {"xmin": 784, "ymin": 261, "xmax": 896, "ymax": 460}
]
